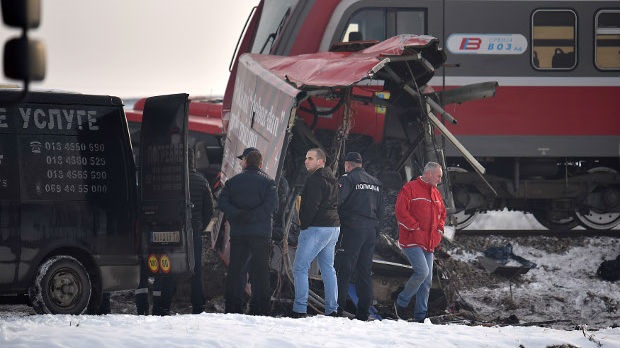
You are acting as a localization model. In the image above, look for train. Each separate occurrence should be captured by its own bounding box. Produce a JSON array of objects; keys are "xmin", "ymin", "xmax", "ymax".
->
[{"xmin": 127, "ymin": 0, "xmax": 619, "ymax": 231}]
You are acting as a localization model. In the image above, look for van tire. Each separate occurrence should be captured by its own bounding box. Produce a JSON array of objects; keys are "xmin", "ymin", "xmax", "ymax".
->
[{"xmin": 29, "ymin": 255, "xmax": 92, "ymax": 315}]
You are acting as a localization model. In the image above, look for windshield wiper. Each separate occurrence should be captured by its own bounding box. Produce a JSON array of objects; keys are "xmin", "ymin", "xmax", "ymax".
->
[{"xmin": 259, "ymin": 8, "xmax": 291, "ymax": 54}]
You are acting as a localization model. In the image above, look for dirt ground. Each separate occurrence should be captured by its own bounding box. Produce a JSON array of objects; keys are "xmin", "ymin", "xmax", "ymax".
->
[{"xmin": 102, "ymin": 231, "xmax": 619, "ymax": 331}]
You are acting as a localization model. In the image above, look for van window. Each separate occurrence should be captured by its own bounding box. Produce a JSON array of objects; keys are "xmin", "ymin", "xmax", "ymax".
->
[
  {"xmin": 595, "ymin": 10, "xmax": 620, "ymax": 70},
  {"xmin": 531, "ymin": 9, "xmax": 577, "ymax": 70},
  {"xmin": 0, "ymin": 134, "xmax": 18, "ymax": 200},
  {"xmin": 16, "ymin": 106, "xmax": 127, "ymax": 202},
  {"xmin": 128, "ymin": 121, "xmax": 221, "ymax": 185}
]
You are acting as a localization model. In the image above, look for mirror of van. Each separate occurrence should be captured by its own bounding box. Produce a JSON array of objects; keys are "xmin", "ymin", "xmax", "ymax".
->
[
  {"xmin": 3, "ymin": 36, "xmax": 46, "ymax": 80},
  {"xmin": 2, "ymin": 0, "xmax": 41, "ymax": 28}
]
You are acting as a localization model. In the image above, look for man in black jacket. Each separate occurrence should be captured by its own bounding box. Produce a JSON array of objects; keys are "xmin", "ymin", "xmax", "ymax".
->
[
  {"xmin": 335, "ymin": 152, "xmax": 384, "ymax": 320},
  {"xmin": 219, "ymin": 148, "xmax": 277, "ymax": 315},
  {"xmin": 186, "ymin": 150, "xmax": 215, "ymax": 313},
  {"xmin": 291, "ymin": 147, "xmax": 340, "ymax": 317}
]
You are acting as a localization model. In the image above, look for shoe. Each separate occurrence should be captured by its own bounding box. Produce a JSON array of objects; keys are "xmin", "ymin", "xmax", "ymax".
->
[
  {"xmin": 355, "ymin": 314, "xmax": 369, "ymax": 321},
  {"xmin": 327, "ymin": 309, "xmax": 342, "ymax": 317},
  {"xmin": 393, "ymin": 302, "xmax": 409, "ymax": 320},
  {"xmin": 290, "ymin": 311, "xmax": 307, "ymax": 319}
]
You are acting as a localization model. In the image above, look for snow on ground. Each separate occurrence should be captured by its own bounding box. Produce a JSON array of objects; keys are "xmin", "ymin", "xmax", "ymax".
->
[
  {"xmin": 447, "ymin": 234, "xmax": 620, "ymax": 329},
  {"xmin": 467, "ymin": 209, "xmax": 546, "ymax": 230},
  {"xmin": 1, "ymin": 312, "xmax": 619, "ymax": 348},
  {"xmin": 1, "ymin": 211, "xmax": 620, "ymax": 347}
]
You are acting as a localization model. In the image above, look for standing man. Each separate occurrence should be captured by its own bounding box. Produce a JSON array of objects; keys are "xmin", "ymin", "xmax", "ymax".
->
[
  {"xmin": 335, "ymin": 152, "xmax": 384, "ymax": 321},
  {"xmin": 186, "ymin": 149, "xmax": 215, "ymax": 313},
  {"xmin": 292, "ymin": 148, "xmax": 340, "ymax": 317},
  {"xmin": 219, "ymin": 148, "xmax": 277, "ymax": 316},
  {"xmin": 393, "ymin": 161, "xmax": 446, "ymax": 322},
  {"xmin": 148, "ymin": 149, "xmax": 215, "ymax": 315}
]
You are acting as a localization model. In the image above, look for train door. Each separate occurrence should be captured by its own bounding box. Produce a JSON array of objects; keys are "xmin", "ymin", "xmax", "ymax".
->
[{"xmin": 138, "ymin": 94, "xmax": 194, "ymax": 277}]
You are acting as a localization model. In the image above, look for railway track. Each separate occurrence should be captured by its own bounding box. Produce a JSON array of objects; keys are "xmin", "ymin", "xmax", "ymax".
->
[{"xmin": 456, "ymin": 229, "xmax": 620, "ymax": 238}]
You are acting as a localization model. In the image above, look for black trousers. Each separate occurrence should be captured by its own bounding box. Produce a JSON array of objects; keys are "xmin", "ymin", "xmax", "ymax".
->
[
  {"xmin": 225, "ymin": 236, "xmax": 271, "ymax": 315},
  {"xmin": 335, "ymin": 226, "xmax": 376, "ymax": 320}
]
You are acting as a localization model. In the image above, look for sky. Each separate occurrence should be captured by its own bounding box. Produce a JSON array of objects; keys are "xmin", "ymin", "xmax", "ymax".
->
[
  {"xmin": 0, "ymin": 0, "xmax": 258, "ymax": 98},
  {"xmin": 1, "ymin": 211, "xmax": 619, "ymax": 347}
]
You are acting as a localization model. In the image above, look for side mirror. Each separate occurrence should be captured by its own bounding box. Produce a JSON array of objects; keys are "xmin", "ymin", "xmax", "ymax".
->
[
  {"xmin": 4, "ymin": 36, "xmax": 45, "ymax": 81},
  {"xmin": 1, "ymin": 0, "xmax": 46, "ymax": 101},
  {"xmin": 2, "ymin": 0, "xmax": 41, "ymax": 28}
]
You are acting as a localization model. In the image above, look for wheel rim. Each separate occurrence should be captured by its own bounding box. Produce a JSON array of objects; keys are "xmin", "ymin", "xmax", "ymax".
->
[
  {"xmin": 574, "ymin": 167, "xmax": 620, "ymax": 230},
  {"xmin": 48, "ymin": 268, "xmax": 84, "ymax": 309},
  {"xmin": 575, "ymin": 210, "xmax": 620, "ymax": 229},
  {"xmin": 453, "ymin": 209, "xmax": 479, "ymax": 230}
]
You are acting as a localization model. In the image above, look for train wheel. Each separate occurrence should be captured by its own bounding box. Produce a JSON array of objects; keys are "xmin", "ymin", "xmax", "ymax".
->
[
  {"xmin": 532, "ymin": 210, "xmax": 579, "ymax": 231},
  {"xmin": 448, "ymin": 167, "xmax": 479, "ymax": 230},
  {"xmin": 575, "ymin": 167, "xmax": 620, "ymax": 230},
  {"xmin": 453, "ymin": 210, "xmax": 479, "ymax": 230}
]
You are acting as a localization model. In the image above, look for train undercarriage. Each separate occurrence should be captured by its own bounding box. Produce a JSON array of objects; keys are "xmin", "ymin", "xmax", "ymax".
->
[{"xmin": 447, "ymin": 157, "xmax": 620, "ymax": 230}]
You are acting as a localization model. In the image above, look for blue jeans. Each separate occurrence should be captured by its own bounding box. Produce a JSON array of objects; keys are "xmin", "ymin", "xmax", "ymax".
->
[
  {"xmin": 292, "ymin": 226, "xmax": 340, "ymax": 314},
  {"xmin": 396, "ymin": 246, "xmax": 433, "ymax": 322}
]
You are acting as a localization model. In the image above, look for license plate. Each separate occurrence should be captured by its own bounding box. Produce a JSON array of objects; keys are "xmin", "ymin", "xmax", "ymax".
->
[{"xmin": 151, "ymin": 231, "xmax": 180, "ymax": 243}]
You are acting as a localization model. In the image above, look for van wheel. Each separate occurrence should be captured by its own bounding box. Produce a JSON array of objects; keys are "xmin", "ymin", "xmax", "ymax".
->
[{"xmin": 29, "ymin": 255, "xmax": 92, "ymax": 314}]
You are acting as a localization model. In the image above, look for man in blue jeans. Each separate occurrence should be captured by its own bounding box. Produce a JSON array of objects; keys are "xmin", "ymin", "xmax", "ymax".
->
[
  {"xmin": 292, "ymin": 148, "xmax": 340, "ymax": 317},
  {"xmin": 394, "ymin": 162, "xmax": 446, "ymax": 322}
]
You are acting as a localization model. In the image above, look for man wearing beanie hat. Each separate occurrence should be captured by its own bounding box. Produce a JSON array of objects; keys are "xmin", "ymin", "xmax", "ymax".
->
[{"xmin": 335, "ymin": 152, "xmax": 384, "ymax": 320}]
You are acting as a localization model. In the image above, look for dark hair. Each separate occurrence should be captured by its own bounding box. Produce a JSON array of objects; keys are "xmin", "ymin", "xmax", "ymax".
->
[
  {"xmin": 245, "ymin": 150, "xmax": 262, "ymax": 167},
  {"xmin": 308, "ymin": 147, "xmax": 326, "ymax": 162}
]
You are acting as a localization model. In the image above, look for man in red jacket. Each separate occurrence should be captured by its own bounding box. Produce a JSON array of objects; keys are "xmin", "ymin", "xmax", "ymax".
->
[{"xmin": 393, "ymin": 162, "xmax": 446, "ymax": 322}]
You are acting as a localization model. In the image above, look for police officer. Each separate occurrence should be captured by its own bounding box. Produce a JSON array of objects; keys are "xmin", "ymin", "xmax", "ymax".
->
[{"xmin": 335, "ymin": 152, "xmax": 384, "ymax": 321}]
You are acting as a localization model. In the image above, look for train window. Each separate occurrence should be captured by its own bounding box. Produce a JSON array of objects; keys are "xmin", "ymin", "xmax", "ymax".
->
[
  {"xmin": 594, "ymin": 10, "xmax": 620, "ymax": 70},
  {"xmin": 395, "ymin": 10, "xmax": 426, "ymax": 36},
  {"xmin": 341, "ymin": 8, "xmax": 386, "ymax": 42},
  {"xmin": 531, "ymin": 9, "xmax": 577, "ymax": 70},
  {"xmin": 250, "ymin": 0, "xmax": 298, "ymax": 54},
  {"xmin": 341, "ymin": 8, "xmax": 426, "ymax": 43}
]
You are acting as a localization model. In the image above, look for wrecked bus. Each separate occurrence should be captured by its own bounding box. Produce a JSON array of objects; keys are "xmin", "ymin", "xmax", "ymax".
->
[{"xmin": 213, "ymin": 34, "xmax": 494, "ymax": 317}]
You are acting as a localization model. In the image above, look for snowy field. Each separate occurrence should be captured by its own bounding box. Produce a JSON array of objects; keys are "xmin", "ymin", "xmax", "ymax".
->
[
  {"xmin": 1, "ymin": 312, "xmax": 619, "ymax": 348},
  {"xmin": 1, "ymin": 211, "xmax": 619, "ymax": 347}
]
